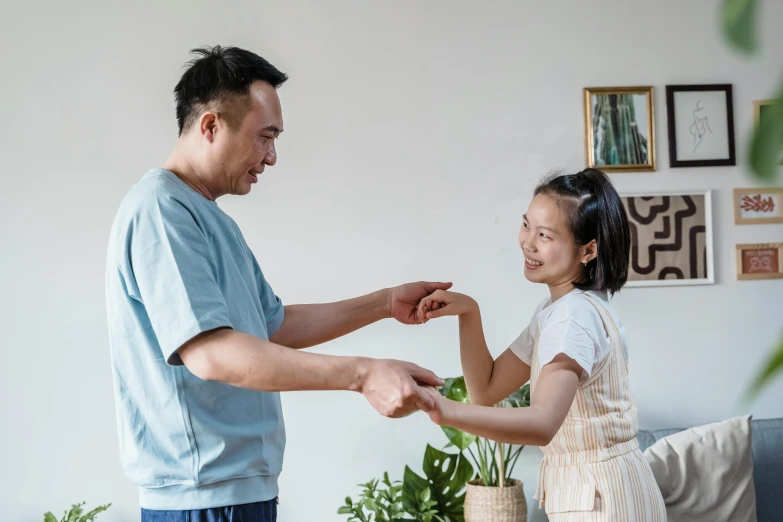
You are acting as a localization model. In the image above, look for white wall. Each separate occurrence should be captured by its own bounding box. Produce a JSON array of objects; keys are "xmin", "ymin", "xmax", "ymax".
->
[{"xmin": 2, "ymin": 1, "xmax": 782, "ymax": 520}]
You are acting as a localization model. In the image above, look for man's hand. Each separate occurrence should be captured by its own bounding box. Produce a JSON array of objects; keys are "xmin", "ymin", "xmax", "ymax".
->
[
  {"xmin": 387, "ymin": 281, "xmax": 453, "ymax": 325},
  {"xmin": 416, "ymin": 290, "xmax": 478, "ymax": 321},
  {"xmin": 358, "ymin": 359, "xmax": 445, "ymax": 418}
]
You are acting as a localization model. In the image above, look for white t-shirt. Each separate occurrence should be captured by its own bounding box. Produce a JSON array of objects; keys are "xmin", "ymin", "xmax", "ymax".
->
[{"xmin": 509, "ymin": 289, "xmax": 628, "ymax": 383}]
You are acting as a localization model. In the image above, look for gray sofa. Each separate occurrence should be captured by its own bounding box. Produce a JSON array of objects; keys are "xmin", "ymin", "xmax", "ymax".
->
[
  {"xmin": 528, "ymin": 417, "xmax": 783, "ymax": 521},
  {"xmin": 637, "ymin": 417, "xmax": 783, "ymax": 522}
]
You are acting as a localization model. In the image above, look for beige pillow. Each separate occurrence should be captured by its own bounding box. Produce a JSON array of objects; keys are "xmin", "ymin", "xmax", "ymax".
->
[{"xmin": 642, "ymin": 415, "xmax": 757, "ymax": 522}]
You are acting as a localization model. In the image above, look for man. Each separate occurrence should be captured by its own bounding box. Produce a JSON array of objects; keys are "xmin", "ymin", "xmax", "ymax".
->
[{"xmin": 105, "ymin": 45, "xmax": 448, "ymax": 522}]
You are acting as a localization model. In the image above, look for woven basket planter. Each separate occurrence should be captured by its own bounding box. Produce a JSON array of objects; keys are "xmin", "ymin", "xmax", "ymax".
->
[{"xmin": 463, "ymin": 478, "xmax": 527, "ymax": 522}]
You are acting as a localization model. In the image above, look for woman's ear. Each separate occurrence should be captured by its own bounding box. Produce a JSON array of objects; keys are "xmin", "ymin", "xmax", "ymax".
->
[{"xmin": 581, "ymin": 239, "xmax": 598, "ymax": 265}]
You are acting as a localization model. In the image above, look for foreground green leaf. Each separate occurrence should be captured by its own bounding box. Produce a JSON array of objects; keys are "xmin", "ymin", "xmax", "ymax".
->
[
  {"xmin": 721, "ymin": 0, "xmax": 757, "ymax": 53},
  {"xmin": 746, "ymin": 335, "xmax": 783, "ymax": 399},
  {"xmin": 749, "ymin": 90, "xmax": 783, "ymax": 182}
]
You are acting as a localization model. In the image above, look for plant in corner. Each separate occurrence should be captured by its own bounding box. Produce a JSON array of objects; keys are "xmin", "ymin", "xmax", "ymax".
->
[
  {"xmin": 721, "ymin": 0, "xmax": 783, "ymax": 398},
  {"xmin": 437, "ymin": 376, "xmax": 530, "ymax": 522},
  {"xmin": 44, "ymin": 502, "xmax": 111, "ymax": 522}
]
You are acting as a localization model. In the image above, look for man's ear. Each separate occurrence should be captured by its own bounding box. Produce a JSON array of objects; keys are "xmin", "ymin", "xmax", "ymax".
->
[{"xmin": 199, "ymin": 111, "xmax": 219, "ymax": 143}]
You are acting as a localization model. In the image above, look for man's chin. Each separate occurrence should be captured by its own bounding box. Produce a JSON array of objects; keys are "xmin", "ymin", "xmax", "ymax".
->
[{"xmin": 235, "ymin": 183, "xmax": 253, "ymax": 196}]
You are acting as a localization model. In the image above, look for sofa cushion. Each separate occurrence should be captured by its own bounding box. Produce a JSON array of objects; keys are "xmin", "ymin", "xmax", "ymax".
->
[
  {"xmin": 639, "ymin": 417, "xmax": 783, "ymax": 522},
  {"xmin": 642, "ymin": 415, "xmax": 756, "ymax": 522}
]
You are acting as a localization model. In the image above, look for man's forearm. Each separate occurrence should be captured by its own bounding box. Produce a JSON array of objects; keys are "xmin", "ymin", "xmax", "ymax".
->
[
  {"xmin": 269, "ymin": 289, "xmax": 391, "ymax": 349},
  {"xmin": 181, "ymin": 328, "xmax": 369, "ymax": 392}
]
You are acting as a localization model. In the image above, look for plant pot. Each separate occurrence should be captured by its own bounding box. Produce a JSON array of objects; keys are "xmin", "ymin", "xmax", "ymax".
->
[{"xmin": 463, "ymin": 478, "xmax": 527, "ymax": 522}]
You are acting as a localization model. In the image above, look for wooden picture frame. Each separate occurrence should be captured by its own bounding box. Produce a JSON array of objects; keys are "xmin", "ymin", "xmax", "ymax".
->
[
  {"xmin": 754, "ymin": 99, "xmax": 774, "ymax": 126},
  {"xmin": 621, "ymin": 190, "xmax": 714, "ymax": 287},
  {"xmin": 666, "ymin": 84, "xmax": 736, "ymax": 168},
  {"xmin": 754, "ymin": 99, "xmax": 783, "ymax": 164},
  {"xmin": 736, "ymin": 243, "xmax": 783, "ymax": 280},
  {"xmin": 733, "ymin": 187, "xmax": 783, "ymax": 225},
  {"xmin": 583, "ymin": 86, "xmax": 655, "ymax": 172}
]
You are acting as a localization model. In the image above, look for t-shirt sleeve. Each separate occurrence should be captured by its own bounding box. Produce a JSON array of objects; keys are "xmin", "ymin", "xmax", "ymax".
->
[
  {"xmin": 537, "ymin": 319, "xmax": 596, "ymax": 382},
  {"xmin": 129, "ymin": 192, "xmax": 233, "ymax": 365},
  {"xmin": 509, "ymin": 298, "xmax": 549, "ymax": 365},
  {"xmin": 251, "ymin": 255, "xmax": 285, "ymax": 336},
  {"xmin": 509, "ymin": 324, "xmax": 535, "ymax": 365}
]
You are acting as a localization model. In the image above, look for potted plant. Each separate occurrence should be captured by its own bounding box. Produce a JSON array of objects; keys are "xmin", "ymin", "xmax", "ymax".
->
[
  {"xmin": 44, "ymin": 501, "xmax": 111, "ymax": 522},
  {"xmin": 338, "ymin": 444, "xmax": 473, "ymax": 521},
  {"xmin": 438, "ymin": 377, "xmax": 530, "ymax": 522}
]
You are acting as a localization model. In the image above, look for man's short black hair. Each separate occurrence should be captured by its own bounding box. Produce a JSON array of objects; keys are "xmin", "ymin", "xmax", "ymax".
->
[{"xmin": 174, "ymin": 45, "xmax": 288, "ymax": 135}]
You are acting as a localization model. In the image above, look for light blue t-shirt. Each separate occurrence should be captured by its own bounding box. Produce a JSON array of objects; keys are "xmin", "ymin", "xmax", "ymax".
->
[{"xmin": 105, "ymin": 168, "xmax": 286, "ymax": 510}]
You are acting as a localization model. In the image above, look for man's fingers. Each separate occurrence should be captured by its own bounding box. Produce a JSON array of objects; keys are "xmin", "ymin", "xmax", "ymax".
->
[
  {"xmin": 424, "ymin": 281, "xmax": 453, "ymax": 293},
  {"xmin": 409, "ymin": 365, "xmax": 444, "ymax": 387}
]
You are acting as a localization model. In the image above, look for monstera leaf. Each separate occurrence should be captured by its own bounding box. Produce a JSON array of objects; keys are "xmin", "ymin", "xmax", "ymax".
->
[{"xmin": 403, "ymin": 444, "xmax": 473, "ymax": 522}]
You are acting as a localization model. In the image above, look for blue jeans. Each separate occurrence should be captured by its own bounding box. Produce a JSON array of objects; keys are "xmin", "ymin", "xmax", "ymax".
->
[{"xmin": 141, "ymin": 499, "xmax": 277, "ymax": 522}]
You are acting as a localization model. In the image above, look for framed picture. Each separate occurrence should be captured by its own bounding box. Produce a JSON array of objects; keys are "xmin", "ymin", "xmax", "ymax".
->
[
  {"xmin": 583, "ymin": 86, "xmax": 655, "ymax": 172},
  {"xmin": 754, "ymin": 99, "xmax": 783, "ymax": 163},
  {"xmin": 665, "ymin": 84, "xmax": 736, "ymax": 167},
  {"xmin": 733, "ymin": 187, "xmax": 783, "ymax": 224},
  {"xmin": 621, "ymin": 190, "xmax": 714, "ymax": 287},
  {"xmin": 736, "ymin": 243, "xmax": 783, "ymax": 280}
]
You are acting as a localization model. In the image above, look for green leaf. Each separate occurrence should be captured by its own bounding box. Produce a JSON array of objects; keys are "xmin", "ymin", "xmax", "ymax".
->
[
  {"xmin": 419, "ymin": 488, "xmax": 431, "ymax": 503},
  {"xmin": 441, "ymin": 426, "xmax": 476, "ymax": 451},
  {"xmin": 402, "ymin": 466, "xmax": 430, "ymax": 513},
  {"xmin": 746, "ymin": 334, "xmax": 783, "ymax": 399},
  {"xmin": 749, "ymin": 91, "xmax": 783, "ymax": 182},
  {"xmin": 439, "ymin": 377, "xmax": 470, "ymax": 403},
  {"xmin": 64, "ymin": 504, "xmax": 84, "ymax": 522},
  {"xmin": 421, "ymin": 444, "xmax": 473, "ymax": 522},
  {"xmin": 79, "ymin": 503, "xmax": 111, "ymax": 522},
  {"xmin": 43, "ymin": 513, "xmax": 58, "ymax": 522},
  {"xmin": 338, "ymin": 506, "xmax": 355, "ymax": 515},
  {"xmin": 721, "ymin": 0, "xmax": 758, "ymax": 54},
  {"xmin": 438, "ymin": 377, "xmax": 477, "ymax": 451}
]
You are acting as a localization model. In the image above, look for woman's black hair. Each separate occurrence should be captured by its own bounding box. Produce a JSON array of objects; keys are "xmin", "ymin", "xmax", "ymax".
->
[{"xmin": 534, "ymin": 168, "xmax": 631, "ymax": 295}]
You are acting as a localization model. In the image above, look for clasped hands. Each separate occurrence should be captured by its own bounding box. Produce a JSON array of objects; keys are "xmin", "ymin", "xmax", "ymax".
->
[{"xmin": 361, "ymin": 282, "xmax": 476, "ymax": 420}]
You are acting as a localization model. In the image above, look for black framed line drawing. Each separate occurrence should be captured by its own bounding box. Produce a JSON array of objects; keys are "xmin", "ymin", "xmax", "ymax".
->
[{"xmin": 665, "ymin": 84, "xmax": 736, "ymax": 168}]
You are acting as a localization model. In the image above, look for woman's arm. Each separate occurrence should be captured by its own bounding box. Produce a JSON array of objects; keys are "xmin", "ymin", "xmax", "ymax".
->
[
  {"xmin": 420, "ymin": 291, "xmax": 532, "ymax": 406},
  {"xmin": 425, "ymin": 354, "xmax": 582, "ymax": 445}
]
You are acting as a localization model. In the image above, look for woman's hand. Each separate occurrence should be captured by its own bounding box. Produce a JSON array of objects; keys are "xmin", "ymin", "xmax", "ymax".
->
[
  {"xmin": 416, "ymin": 290, "xmax": 478, "ymax": 322},
  {"xmin": 420, "ymin": 385, "xmax": 452, "ymax": 426}
]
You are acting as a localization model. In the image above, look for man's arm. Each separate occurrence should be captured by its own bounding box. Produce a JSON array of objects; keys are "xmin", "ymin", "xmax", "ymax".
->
[
  {"xmin": 179, "ymin": 327, "xmax": 444, "ymax": 417},
  {"xmin": 269, "ymin": 281, "xmax": 452, "ymax": 349},
  {"xmin": 269, "ymin": 289, "xmax": 390, "ymax": 349}
]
